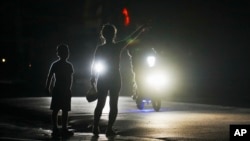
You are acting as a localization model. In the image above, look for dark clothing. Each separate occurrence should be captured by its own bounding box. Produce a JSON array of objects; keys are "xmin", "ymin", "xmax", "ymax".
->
[
  {"xmin": 93, "ymin": 42, "xmax": 125, "ymax": 97},
  {"xmin": 92, "ymin": 41, "xmax": 126, "ymax": 132},
  {"xmin": 51, "ymin": 88, "xmax": 71, "ymax": 111},
  {"xmin": 97, "ymin": 70, "xmax": 121, "ymax": 99},
  {"xmin": 49, "ymin": 60, "xmax": 74, "ymax": 111},
  {"xmin": 50, "ymin": 60, "xmax": 73, "ymax": 89},
  {"xmin": 127, "ymin": 47, "xmax": 158, "ymax": 96},
  {"xmin": 94, "ymin": 42, "xmax": 124, "ymax": 73}
]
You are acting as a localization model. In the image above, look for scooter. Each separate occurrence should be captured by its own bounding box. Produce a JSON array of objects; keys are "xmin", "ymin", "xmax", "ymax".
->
[{"xmin": 133, "ymin": 54, "xmax": 170, "ymax": 112}]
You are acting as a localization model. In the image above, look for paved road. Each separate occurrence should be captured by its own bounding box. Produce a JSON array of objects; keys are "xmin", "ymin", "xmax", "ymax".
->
[{"xmin": 1, "ymin": 96, "xmax": 250, "ymax": 141}]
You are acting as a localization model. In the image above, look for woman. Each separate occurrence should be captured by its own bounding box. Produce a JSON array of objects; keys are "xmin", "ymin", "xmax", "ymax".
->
[{"xmin": 90, "ymin": 23, "xmax": 145, "ymax": 136}]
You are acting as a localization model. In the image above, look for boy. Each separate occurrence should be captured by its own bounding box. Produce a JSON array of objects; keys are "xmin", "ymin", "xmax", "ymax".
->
[{"xmin": 45, "ymin": 43, "xmax": 74, "ymax": 137}]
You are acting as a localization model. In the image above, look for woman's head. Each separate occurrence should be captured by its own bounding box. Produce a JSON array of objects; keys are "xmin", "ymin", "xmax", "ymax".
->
[
  {"xmin": 57, "ymin": 43, "xmax": 69, "ymax": 60},
  {"xmin": 100, "ymin": 23, "xmax": 117, "ymax": 43}
]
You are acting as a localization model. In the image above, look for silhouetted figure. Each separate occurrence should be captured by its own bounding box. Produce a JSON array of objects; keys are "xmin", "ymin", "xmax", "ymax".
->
[
  {"xmin": 128, "ymin": 46, "xmax": 158, "ymax": 99},
  {"xmin": 45, "ymin": 43, "xmax": 74, "ymax": 137},
  {"xmin": 90, "ymin": 23, "xmax": 145, "ymax": 137}
]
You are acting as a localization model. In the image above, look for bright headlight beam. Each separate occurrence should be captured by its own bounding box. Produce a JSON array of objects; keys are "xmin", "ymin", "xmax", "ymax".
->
[
  {"xmin": 147, "ymin": 56, "xmax": 155, "ymax": 67},
  {"xmin": 147, "ymin": 73, "xmax": 166, "ymax": 87},
  {"xmin": 146, "ymin": 71, "xmax": 173, "ymax": 91}
]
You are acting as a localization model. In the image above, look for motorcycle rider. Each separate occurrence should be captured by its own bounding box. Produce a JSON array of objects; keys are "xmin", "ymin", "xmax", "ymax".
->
[{"xmin": 127, "ymin": 45, "xmax": 158, "ymax": 100}]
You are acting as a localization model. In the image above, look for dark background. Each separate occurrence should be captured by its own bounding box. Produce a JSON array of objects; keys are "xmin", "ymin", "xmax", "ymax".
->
[{"xmin": 0, "ymin": 0, "xmax": 249, "ymax": 107}]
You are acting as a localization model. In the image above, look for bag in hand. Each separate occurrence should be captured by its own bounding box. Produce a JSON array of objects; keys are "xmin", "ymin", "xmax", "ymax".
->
[{"xmin": 86, "ymin": 83, "xmax": 98, "ymax": 102}]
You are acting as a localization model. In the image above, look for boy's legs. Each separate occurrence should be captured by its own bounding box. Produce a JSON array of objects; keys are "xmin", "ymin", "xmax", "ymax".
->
[
  {"xmin": 52, "ymin": 109, "xmax": 60, "ymax": 130},
  {"xmin": 61, "ymin": 110, "xmax": 74, "ymax": 136},
  {"xmin": 52, "ymin": 109, "xmax": 60, "ymax": 136},
  {"xmin": 62, "ymin": 110, "xmax": 68, "ymax": 130}
]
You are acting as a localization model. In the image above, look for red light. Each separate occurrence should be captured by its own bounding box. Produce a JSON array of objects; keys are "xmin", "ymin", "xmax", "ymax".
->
[
  {"xmin": 122, "ymin": 8, "xmax": 128, "ymax": 16},
  {"xmin": 122, "ymin": 8, "xmax": 130, "ymax": 26}
]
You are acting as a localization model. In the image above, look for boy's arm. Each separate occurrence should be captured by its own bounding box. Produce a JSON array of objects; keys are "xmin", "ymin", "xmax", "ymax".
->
[
  {"xmin": 70, "ymin": 64, "xmax": 74, "ymax": 89},
  {"xmin": 45, "ymin": 65, "xmax": 54, "ymax": 93}
]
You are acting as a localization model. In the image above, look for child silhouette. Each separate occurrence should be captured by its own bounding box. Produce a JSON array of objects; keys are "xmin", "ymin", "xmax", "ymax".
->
[{"xmin": 45, "ymin": 43, "xmax": 74, "ymax": 137}]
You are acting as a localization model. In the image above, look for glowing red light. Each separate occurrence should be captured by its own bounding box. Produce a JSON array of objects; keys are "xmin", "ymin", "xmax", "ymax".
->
[
  {"xmin": 122, "ymin": 8, "xmax": 130, "ymax": 26},
  {"xmin": 122, "ymin": 8, "xmax": 128, "ymax": 16}
]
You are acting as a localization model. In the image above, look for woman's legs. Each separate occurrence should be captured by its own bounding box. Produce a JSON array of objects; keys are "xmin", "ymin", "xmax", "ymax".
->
[
  {"xmin": 93, "ymin": 74, "xmax": 121, "ymax": 136},
  {"xmin": 93, "ymin": 95, "xmax": 107, "ymax": 127},
  {"xmin": 93, "ymin": 80, "xmax": 108, "ymax": 135},
  {"xmin": 107, "ymin": 89, "xmax": 119, "ymax": 132},
  {"xmin": 106, "ymin": 75, "xmax": 121, "ymax": 135}
]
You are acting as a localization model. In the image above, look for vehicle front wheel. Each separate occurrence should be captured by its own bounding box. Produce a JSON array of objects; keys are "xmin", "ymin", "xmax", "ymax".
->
[{"xmin": 136, "ymin": 98, "xmax": 144, "ymax": 110}]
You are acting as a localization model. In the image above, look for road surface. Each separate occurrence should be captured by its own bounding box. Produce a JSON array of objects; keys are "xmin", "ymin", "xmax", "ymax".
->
[{"xmin": 1, "ymin": 96, "xmax": 250, "ymax": 141}]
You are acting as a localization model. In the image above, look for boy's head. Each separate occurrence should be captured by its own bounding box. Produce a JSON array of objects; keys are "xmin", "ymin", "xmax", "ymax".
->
[{"xmin": 57, "ymin": 43, "xmax": 69, "ymax": 60}]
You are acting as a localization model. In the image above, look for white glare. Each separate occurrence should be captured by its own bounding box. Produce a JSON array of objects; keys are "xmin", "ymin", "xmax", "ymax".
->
[
  {"xmin": 103, "ymin": 96, "xmax": 110, "ymax": 113},
  {"xmin": 147, "ymin": 56, "xmax": 155, "ymax": 67},
  {"xmin": 146, "ymin": 71, "xmax": 172, "ymax": 90},
  {"xmin": 2, "ymin": 58, "xmax": 6, "ymax": 63},
  {"xmin": 94, "ymin": 62, "xmax": 105, "ymax": 73}
]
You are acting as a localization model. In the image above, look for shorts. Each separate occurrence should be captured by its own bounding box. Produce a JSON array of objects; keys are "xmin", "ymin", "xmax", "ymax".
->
[
  {"xmin": 50, "ymin": 88, "xmax": 71, "ymax": 111},
  {"xmin": 97, "ymin": 72, "xmax": 121, "ymax": 98}
]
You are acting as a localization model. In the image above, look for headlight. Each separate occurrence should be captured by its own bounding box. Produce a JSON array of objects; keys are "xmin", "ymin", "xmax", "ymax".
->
[
  {"xmin": 146, "ymin": 72, "xmax": 166, "ymax": 88},
  {"xmin": 147, "ymin": 56, "xmax": 155, "ymax": 67},
  {"xmin": 146, "ymin": 71, "xmax": 172, "ymax": 90}
]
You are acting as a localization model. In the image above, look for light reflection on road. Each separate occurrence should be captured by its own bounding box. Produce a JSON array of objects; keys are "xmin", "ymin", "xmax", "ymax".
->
[{"xmin": 1, "ymin": 96, "xmax": 250, "ymax": 141}]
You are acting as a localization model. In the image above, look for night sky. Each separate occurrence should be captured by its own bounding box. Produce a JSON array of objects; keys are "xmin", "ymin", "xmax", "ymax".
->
[{"xmin": 0, "ymin": 0, "xmax": 250, "ymax": 99}]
